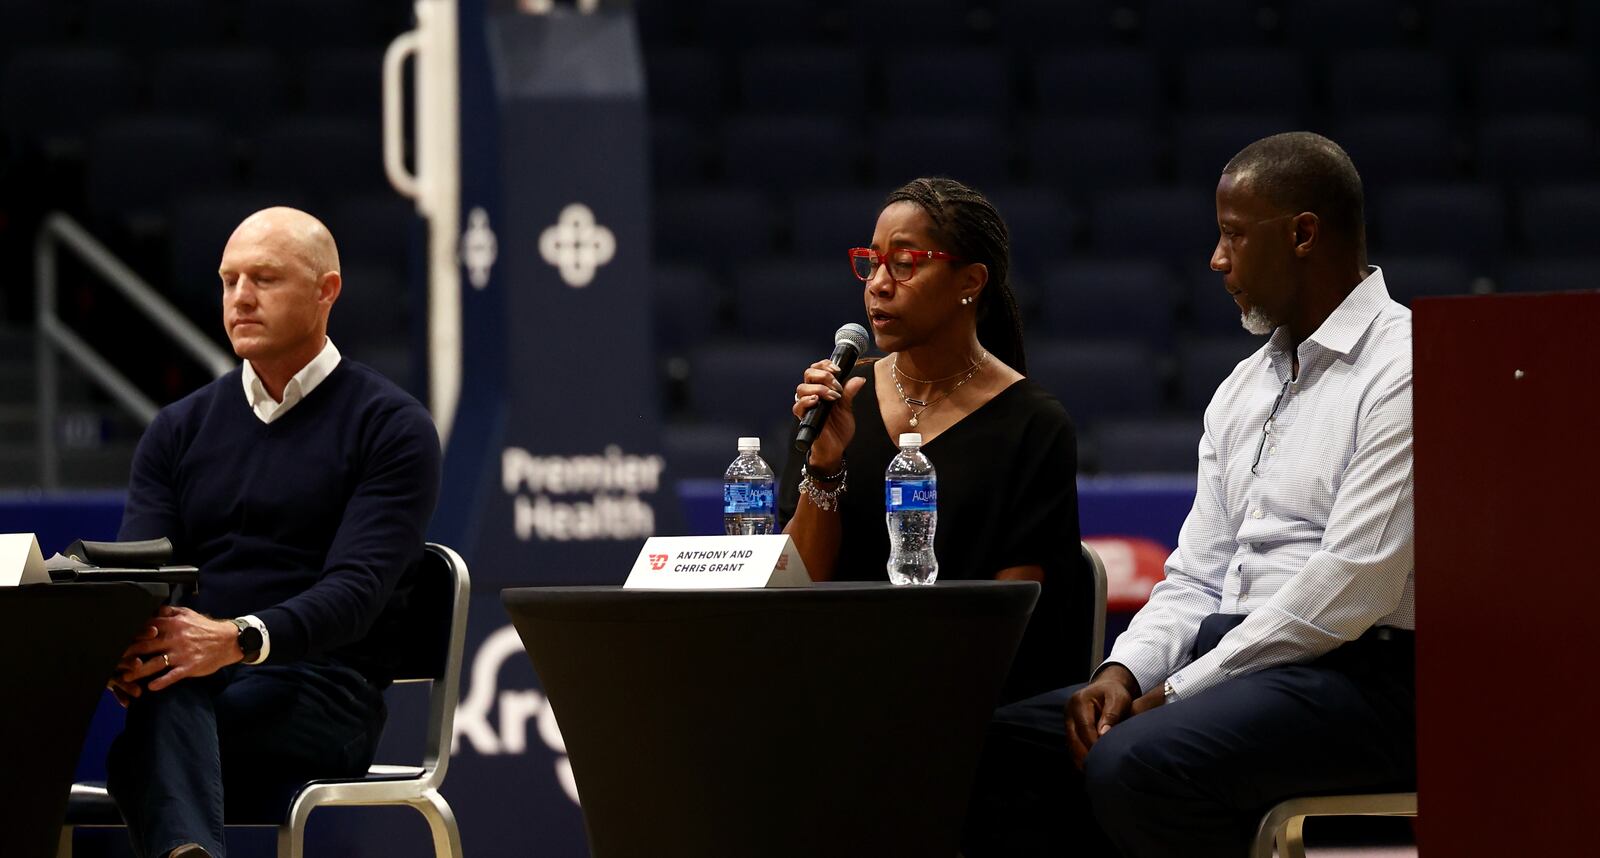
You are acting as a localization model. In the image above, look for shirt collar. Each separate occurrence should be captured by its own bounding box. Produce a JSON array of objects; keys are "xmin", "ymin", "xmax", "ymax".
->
[
  {"xmin": 1266, "ymin": 266, "xmax": 1391, "ymax": 359},
  {"xmin": 240, "ymin": 338, "xmax": 342, "ymax": 409}
]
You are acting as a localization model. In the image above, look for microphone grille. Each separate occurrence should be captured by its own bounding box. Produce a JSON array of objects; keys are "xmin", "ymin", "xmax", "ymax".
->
[{"xmin": 834, "ymin": 322, "xmax": 870, "ymax": 354}]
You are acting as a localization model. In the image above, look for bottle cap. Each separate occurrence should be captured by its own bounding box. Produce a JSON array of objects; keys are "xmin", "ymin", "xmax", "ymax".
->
[
  {"xmin": 737, "ymin": 436, "xmax": 761, "ymax": 452},
  {"xmin": 898, "ymin": 433, "xmax": 922, "ymax": 447}
]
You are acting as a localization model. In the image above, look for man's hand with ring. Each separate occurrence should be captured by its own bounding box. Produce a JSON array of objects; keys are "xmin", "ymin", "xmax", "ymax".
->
[{"xmin": 118, "ymin": 606, "xmax": 247, "ymax": 692}]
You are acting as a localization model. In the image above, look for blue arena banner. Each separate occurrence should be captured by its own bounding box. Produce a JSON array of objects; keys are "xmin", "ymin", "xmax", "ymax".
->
[{"xmin": 430, "ymin": 4, "xmax": 660, "ymax": 855}]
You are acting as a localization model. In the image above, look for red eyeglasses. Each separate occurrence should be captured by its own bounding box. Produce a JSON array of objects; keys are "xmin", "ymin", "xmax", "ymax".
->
[{"xmin": 848, "ymin": 247, "xmax": 964, "ymax": 284}]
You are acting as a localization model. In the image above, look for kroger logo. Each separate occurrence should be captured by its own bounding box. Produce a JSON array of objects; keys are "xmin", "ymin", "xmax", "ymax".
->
[
  {"xmin": 453, "ymin": 625, "xmax": 579, "ymax": 805},
  {"xmin": 539, "ymin": 202, "xmax": 615, "ymax": 288}
]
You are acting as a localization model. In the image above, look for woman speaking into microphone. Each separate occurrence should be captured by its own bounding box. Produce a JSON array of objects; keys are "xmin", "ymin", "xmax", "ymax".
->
[{"xmin": 779, "ymin": 176, "xmax": 1092, "ymax": 702}]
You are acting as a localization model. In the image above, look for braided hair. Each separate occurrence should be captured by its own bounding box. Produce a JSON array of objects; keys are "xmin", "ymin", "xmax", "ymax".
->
[{"xmin": 883, "ymin": 177, "xmax": 1028, "ymax": 374}]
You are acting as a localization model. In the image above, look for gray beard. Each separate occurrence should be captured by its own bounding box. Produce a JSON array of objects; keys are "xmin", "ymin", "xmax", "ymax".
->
[{"xmin": 1240, "ymin": 306, "xmax": 1275, "ymax": 336}]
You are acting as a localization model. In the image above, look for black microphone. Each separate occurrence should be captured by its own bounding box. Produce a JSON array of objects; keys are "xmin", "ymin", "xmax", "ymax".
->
[{"xmin": 794, "ymin": 323, "xmax": 871, "ymax": 455}]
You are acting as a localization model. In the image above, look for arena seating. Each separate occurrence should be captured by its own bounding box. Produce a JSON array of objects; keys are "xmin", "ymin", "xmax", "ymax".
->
[{"xmin": 3, "ymin": 0, "xmax": 1598, "ymax": 485}]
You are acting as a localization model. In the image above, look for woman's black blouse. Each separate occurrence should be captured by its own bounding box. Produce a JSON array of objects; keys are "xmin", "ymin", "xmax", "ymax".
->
[{"xmin": 780, "ymin": 364, "xmax": 1092, "ymax": 702}]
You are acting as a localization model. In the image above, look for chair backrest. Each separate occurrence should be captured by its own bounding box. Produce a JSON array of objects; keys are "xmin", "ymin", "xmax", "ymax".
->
[
  {"xmin": 390, "ymin": 543, "xmax": 470, "ymax": 782},
  {"xmin": 1081, "ymin": 541, "xmax": 1108, "ymax": 674}
]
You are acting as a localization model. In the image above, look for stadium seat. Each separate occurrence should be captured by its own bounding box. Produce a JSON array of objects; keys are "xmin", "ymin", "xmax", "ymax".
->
[
  {"xmin": 1094, "ymin": 417, "xmax": 1201, "ymax": 475},
  {"xmin": 239, "ymin": 0, "xmax": 400, "ymax": 54},
  {"xmin": 152, "ymin": 50, "xmax": 291, "ymax": 129},
  {"xmin": 1426, "ymin": 0, "xmax": 1560, "ymax": 56},
  {"xmin": 1518, "ymin": 185, "xmax": 1600, "ymax": 256},
  {"xmin": 1092, "ymin": 187, "xmax": 1218, "ymax": 267},
  {"xmin": 729, "ymin": 261, "xmax": 865, "ymax": 345},
  {"xmin": 0, "ymin": 49, "xmax": 140, "ymax": 159},
  {"xmin": 1186, "ymin": 267, "xmax": 1252, "ymax": 337},
  {"xmin": 995, "ymin": 0, "xmax": 1130, "ymax": 52},
  {"xmin": 1278, "ymin": 0, "xmax": 1414, "ymax": 53},
  {"xmin": 168, "ymin": 190, "xmax": 314, "ymax": 315},
  {"xmin": 1026, "ymin": 339, "xmax": 1164, "ymax": 427},
  {"xmin": 651, "ymin": 115, "xmax": 710, "ymax": 189},
  {"xmin": 662, "ymin": 421, "xmax": 757, "ymax": 484},
  {"xmin": 870, "ymin": 118, "xmax": 1011, "ymax": 188},
  {"xmin": 1039, "ymin": 259, "xmax": 1177, "ymax": 347},
  {"xmin": 853, "ymin": 0, "xmax": 973, "ymax": 45},
  {"xmin": 1374, "ymin": 256, "xmax": 1476, "ymax": 306},
  {"xmin": 1495, "ymin": 258, "xmax": 1600, "ymax": 293},
  {"xmin": 252, "ymin": 119, "xmax": 388, "ymax": 198},
  {"xmin": 0, "ymin": 0, "xmax": 71, "ymax": 56},
  {"xmin": 653, "ymin": 264, "xmax": 725, "ymax": 356},
  {"xmin": 82, "ymin": 0, "xmax": 227, "ymax": 53},
  {"xmin": 656, "ymin": 189, "xmax": 777, "ymax": 265},
  {"xmin": 738, "ymin": 48, "xmax": 866, "ymax": 119},
  {"xmin": 1140, "ymin": 0, "xmax": 1269, "ymax": 52},
  {"xmin": 328, "ymin": 194, "xmax": 419, "ymax": 281},
  {"xmin": 1177, "ymin": 336, "xmax": 1260, "ymax": 411},
  {"xmin": 790, "ymin": 188, "xmax": 891, "ymax": 259},
  {"xmin": 983, "ymin": 186, "xmax": 1079, "ymax": 281},
  {"xmin": 1476, "ymin": 116, "xmax": 1598, "ymax": 186},
  {"xmin": 331, "ymin": 264, "xmax": 410, "ymax": 358},
  {"xmin": 1027, "ymin": 118, "xmax": 1163, "ymax": 199},
  {"xmin": 722, "ymin": 116, "xmax": 860, "ymax": 193},
  {"xmin": 1032, "ymin": 50, "xmax": 1164, "ymax": 120},
  {"xmin": 883, "ymin": 49, "xmax": 1011, "ymax": 119},
  {"xmin": 1476, "ymin": 50, "xmax": 1593, "ymax": 117},
  {"xmin": 303, "ymin": 50, "xmax": 385, "ymax": 124},
  {"xmin": 1180, "ymin": 51, "xmax": 1311, "ymax": 117},
  {"xmin": 1327, "ymin": 51, "xmax": 1457, "ymax": 119},
  {"xmin": 1334, "ymin": 116, "xmax": 1463, "ymax": 186},
  {"xmin": 1375, "ymin": 185, "xmax": 1505, "ymax": 265},
  {"xmin": 85, "ymin": 118, "xmax": 232, "ymax": 235},
  {"xmin": 700, "ymin": 0, "xmax": 827, "ymax": 48},
  {"xmin": 1173, "ymin": 114, "xmax": 1298, "ymax": 187},
  {"xmin": 687, "ymin": 342, "xmax": 817, "ymax": 431},
  {"xmin": 644, "ymin": 48, "xmax": 724, "ymax": 119}
]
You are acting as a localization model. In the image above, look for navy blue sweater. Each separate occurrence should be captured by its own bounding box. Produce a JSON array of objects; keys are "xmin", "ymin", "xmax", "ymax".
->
[{"xmin": 120, "ymin": 360, "xmax": 441, "ymax": 684}]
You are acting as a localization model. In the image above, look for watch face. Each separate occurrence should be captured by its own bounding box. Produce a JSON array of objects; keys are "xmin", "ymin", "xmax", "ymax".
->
[{"xmin": 236, "ymin": 622, "xmax": 263, "ymax": 654}]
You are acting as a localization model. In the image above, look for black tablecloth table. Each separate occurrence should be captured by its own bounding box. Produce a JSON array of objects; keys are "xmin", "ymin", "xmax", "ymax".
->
[
  {"xmin": 1, "ymin": 582, "xmax": 166, "ymax": 858},
  {"xmin": 502, "ymin": 580, "xmax": 1038, "ymax": 858}
]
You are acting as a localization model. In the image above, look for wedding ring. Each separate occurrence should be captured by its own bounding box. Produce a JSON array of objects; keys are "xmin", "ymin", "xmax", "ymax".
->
[{"xmin": 162, "ymin": 653, "xmax": 171, "ymax": 668}]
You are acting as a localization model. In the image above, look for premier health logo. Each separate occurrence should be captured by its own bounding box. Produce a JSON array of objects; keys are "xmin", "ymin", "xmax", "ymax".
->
[{"xmin": 539, "ymin": 202, "xmax": 615, "ymax": 288}]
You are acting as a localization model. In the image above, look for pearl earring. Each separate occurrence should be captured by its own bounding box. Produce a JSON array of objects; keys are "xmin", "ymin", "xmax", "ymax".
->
[{"xmin": 960, "ymin": 296, "xmax": 973, "ymax": 306}]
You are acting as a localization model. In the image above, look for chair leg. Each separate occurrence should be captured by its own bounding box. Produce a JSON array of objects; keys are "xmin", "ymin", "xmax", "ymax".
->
[
  {"xmin": 278, "ymin": 800, "xmax": 315, "ymax": 858},
  {"xmin": 57, "ymin": 826, "xmax": 73, "ymax": 858},
  {"xmin": 1280, "ymin": 816, "xmax": 1308, "ymax": 858},
  {"xmin": 409, "ymin": 790, "xmax": 464, "ymax": 858}
]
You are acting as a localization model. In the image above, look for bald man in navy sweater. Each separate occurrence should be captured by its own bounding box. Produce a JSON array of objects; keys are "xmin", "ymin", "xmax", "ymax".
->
[{"xmin": 105, "ymin": 208, "xmax": 441, "ymax": 858}]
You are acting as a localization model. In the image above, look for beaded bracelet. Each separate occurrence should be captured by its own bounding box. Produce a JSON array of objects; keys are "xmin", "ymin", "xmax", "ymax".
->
[{"xmin": 799, "ymin": 462, "xmax": 847, "ymax": 511}]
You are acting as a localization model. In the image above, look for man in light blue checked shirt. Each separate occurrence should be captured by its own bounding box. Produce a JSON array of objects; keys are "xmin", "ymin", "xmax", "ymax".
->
[{"xmin": 965, "ymin": 132, "xmax": 1415, "ymax": 858}]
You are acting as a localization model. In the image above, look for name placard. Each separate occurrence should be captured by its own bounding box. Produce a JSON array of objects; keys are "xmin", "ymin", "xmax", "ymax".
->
[
  {"xmin": 0, "ymin": 533, "xmax": 49, "ymax": 587},
  {"xmin": 625, "ymin": 535, "xmax": 811, "ymax": 589}
]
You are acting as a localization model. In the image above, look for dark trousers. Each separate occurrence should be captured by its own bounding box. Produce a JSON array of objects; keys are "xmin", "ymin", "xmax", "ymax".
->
[
  {"xmin": 963, "ymin": 614, "xmax": 1416, "ymax": 858},
  {"xmin": 106, "ymin": 659, "xmax": 386, "ymax": 858}
]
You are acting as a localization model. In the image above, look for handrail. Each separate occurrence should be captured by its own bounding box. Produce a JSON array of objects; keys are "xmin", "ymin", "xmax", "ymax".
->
[{"xmin": 34, "ymin": 212, "xmax": 235, "ymax": 488}]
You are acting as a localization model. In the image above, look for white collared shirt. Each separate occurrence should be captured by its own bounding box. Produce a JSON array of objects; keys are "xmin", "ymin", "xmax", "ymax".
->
[
  {"xmin": 1106, "ymin": 268, "xmax": 1414, "ymax": 700},
  {"xmin": 241, "ymin": 338, "xmax": 342, "ymax": 424}
]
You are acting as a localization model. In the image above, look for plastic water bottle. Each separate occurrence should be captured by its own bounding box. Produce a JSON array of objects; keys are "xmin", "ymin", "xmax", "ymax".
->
[
  {"xmin": 885, "ymin": 432, "xmax": 938, "ymax": 585},
  {"xmin": 723, "ymin": 437, "xmax": 776, "ymax": 535}
]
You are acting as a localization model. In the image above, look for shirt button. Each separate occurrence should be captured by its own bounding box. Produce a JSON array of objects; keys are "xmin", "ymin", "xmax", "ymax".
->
[
  {"xmin": 1252, "ymin": 508, "xmax": 1264, "ymax": 519},
  {"xmin": 1269, "ymin": 445, "xmax": 1278, "ymax": 454}
]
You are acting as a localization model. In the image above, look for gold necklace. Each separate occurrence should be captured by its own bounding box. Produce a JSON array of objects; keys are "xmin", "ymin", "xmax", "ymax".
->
[{"xmin": 891, "ymin": 352, "xmax": 989, "ymax": 428}]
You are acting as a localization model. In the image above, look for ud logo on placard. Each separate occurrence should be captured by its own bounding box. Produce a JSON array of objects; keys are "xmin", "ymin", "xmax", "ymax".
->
[
  {"xmin": 539, "ymin": 202, "xmax": 615, "ymax": 288},
  {"xmin": 459, "ymin": 206, "xmax": 498, "ymax": 289},
  {"xmin": 649, "ymin": 553, "xmax": 669, "ymax": 570}
]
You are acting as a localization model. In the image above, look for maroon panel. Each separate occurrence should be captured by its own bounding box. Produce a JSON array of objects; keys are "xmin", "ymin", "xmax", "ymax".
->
[{"xmin": 1413, "ymin": 292, "xmax": 1600, "ymax": 856}]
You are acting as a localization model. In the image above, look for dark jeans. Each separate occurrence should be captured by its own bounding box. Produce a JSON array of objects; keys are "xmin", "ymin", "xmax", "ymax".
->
[
  {"xmin": 106, "ymin": 659, "xmax": 386, "ymax": 858},
  {"xmin": 963, "ymin": 614, "xmax": 1416, "ymax": 858}
]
